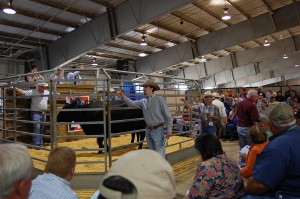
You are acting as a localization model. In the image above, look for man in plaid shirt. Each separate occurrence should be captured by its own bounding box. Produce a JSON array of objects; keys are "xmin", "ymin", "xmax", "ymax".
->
[{"xmin": 182, "ymin": 91, "xmax": 221, "ymax": 136}]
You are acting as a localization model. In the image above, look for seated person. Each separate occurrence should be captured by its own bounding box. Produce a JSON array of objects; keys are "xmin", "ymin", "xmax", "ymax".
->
[
  {"xmin": 226, "ymin": 104, "xmax": 237, "ymax": 141},
  {"xmin": 29, "ymin": 146, "xmax": 78, "ymax": 199},
  {"xmin": 67, "ymin": 71, "xmax": 82, "ymax": 85},
  {"xmin": 49, "ymin": 66, "xmax": 64, "ymax": 84},
  {"xmin": 0, "ymin": 143, "xmax": 33, "ymax": 199},
  {"xmin": 91, "ymin": 149, "xmax": 176, "ymax": 199},
  {"xmin": 244, "ymin": 103, "xmax": 300, "ymax": 198},
  {"xmin": 184, "ymin": 134, "xmax": 244, "ymax": 199},
  {"xmin": 27, "ymin": 65, "xmax": 44, "ymax": 82},
  {"xmin": 240, "ymin": 125, "xmax": 268, "ymax": 178},
  {"xmin": 258, "ymin": 99, "xmax": 268, "ymax": 117}
]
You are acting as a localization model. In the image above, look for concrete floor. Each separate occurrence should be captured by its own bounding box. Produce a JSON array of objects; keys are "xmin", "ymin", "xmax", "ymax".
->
[{"xmin": 174, "ymin": 139, "xmax": 240, "ymax": 198}]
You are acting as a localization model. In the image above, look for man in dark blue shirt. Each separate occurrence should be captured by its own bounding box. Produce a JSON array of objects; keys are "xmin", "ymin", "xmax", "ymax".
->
[{"xmin": 244, "ymin": 103, "xmax": 300, "ymax": 198}]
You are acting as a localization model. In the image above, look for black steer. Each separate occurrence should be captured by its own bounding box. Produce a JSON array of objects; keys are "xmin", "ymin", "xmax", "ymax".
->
[{"xmin": 57, "ymin": 97, "xmax": 146, "ymax": 153}]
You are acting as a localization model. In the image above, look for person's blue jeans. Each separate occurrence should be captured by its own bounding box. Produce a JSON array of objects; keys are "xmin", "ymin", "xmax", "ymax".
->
[
  {"xmin": 200, "ymin": 125, "xmax": 216, "ymax": 136},
  {"xmin": 146, "ymin": 127, "xmax": 165, "ymax": 158},
  {"xmin": 226, "ymin": 124, "xmax": 236, "ymax": 139},
  {"xmin": 237, "ymin": 126, "xmax": 252, "ymax": 149},
  {"xmin": 31, "ymin": 111, "xmax": 46, "ymax": 146},
  {"xmin": 242, "ymin": 191, "xmax": 298, "ymax": 199}
]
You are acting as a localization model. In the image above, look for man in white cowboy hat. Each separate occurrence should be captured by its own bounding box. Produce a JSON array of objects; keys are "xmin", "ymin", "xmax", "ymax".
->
[
  {"xmin": 182, "ymin": 91, "xmax": 220, "ymax": 136},
  {"xmin": 244, "ymin": 103, "xmax": 300, "ymax": 198},
  {"xmin": 212, "ymin": 92, "xmax": 227, "ymax": 139},
  {"xmin": 11, "ymin": 82, "xmax": 50, "ymax": 147},
  {"xmin": 117, "ymin": 79, "xmax": 173, "ymax": 158}
]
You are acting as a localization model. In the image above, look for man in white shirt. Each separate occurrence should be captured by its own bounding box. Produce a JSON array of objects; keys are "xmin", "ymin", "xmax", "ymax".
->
[
  {"xmin": 66, "ymin": 71, "xmax": 82, "ymax": 85},
  {"xmin": 49, "ymin": 66, "xmax": 64, "ymax": 84},
  {"xmin": 12, "ymin": 82, "xmax": 49, "ymax": 146},
  {"xmin": 265, "ymin": 87, "xmax": 277, "ymax": 102},
  {"xmin": 212, "ymin": 92, "xmax": 227, "ymax": 139}
]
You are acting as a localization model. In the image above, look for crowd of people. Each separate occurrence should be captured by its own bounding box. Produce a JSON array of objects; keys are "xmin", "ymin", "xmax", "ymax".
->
[
  {"xmin": 26, "ymin": 65, "xmax": 83, "ymax": 85},
  {"xmin": 180, "ymin": 87, "xmax": 300, "ymax": 198},
  {"xmin": 10, "ymin": 65, "xmax": 84, "ymax": 147},
  {"xmin": 4, "ymin": 70, "xmax": 300, "ymax": 198}
]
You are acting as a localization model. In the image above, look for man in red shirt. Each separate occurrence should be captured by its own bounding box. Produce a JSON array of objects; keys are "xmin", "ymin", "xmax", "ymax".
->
[{"xmin": 236, "ymin": 89, "xmax": 259, "ymax": 149}]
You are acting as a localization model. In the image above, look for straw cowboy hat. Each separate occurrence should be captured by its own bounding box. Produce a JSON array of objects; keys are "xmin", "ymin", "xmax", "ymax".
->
[
  {"xmin": 37, "ymin": 82, "xmax": 48, "ymax": 87},
  {"xmin": 203, "ymin": 91, "xmax": 213, "ymax": 98},
  {"xmin": 141, "ymin": 80, "xmax": 160, "ymax": 91},
  {"xmin": 212, "ymin": 92, "xmax": 221, "ymax": 98}
]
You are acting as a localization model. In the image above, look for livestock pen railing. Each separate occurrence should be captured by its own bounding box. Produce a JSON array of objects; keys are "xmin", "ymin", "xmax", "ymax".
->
[{"xmin": 0, "ymin": 68, "xmax": 202, "ymax": 188}]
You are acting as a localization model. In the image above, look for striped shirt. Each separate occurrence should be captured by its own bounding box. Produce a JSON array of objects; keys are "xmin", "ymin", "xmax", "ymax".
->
[{"xmin": 124, "ymin": 94, "xmax": 173, "ymax": 132}]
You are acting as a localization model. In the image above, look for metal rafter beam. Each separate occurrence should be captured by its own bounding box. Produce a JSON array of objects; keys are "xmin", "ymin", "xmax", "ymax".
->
[
  {"xmin": 0, "ymin": 36, "xmax": 43, "ymax": 48},
  {"xmin": 287, "ymin": 30, "xmax": 293, "ymax": 37},
  {"xmin": 118, "ymin": 35, "xmax": 165, "ymax": 49},
  {"xmin": 171, "ymin": 11, "xmax": 213, "ymax": 32},
  {"xmin": 47, "ymin": 0, "xmax": 195, "ymax": 67},
  {"xmin": 134, "ymin": 29, "xmax": 181, "ymax": 45},
  {"xmin": 29, "ymin": 0, "xmax": 96, "ymax": 19},
  {"xmin": 89, "ymin": 49, "xmax": 137, "ymax": 60},
  {"xmin": 0, "ymin": 5, "xmax": 79, "ymax": 28},
  {"xmin": 105, "ymin": 43, "xmax": 152, "ymax": 54},
  {"xmin": 260, "ymin": 0, "xmax": 273, "ymax": 14},
  {"xmin": 87, "ymin": 0, "xmax": 113, "ymax": 8},
  {"xmin": 150, "ymin": 21, "xmax": 197, "ymax": 40},
  {"xmin": 0, "ymin": 31, "xmax": 51, "ymax": 45},
  {"xmin": 226, "ymin": 0, "xmax": 250, "ymax": 19},
  {"xmin": 269, "ymin": 34, "xmax": 277, "ymax": 41},
  {"xmin": 192, "ymin": 2, "xmax": 246, "ymax": 51},
  {"xmin": 253, "ymin": 39, "xmax": 263, "ymax": 46},
  {"xmin": 0, "ymin": 19, "xmax": 66, "ymax": 36},
  {"xmin": 238, "ymin": 43, "xmax": 248, "ymax": 49},
  {"xmin": 0, "ymin": 49, "xmax": 20, "ymax": 57},
  {"xmin": 193, "ymin": 2, "xmax": 231, "ymax": 26}
]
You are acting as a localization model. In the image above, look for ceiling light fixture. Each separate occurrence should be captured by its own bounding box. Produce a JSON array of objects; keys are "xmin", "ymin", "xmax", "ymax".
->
[
  {"xmin": 221, "ymin": 7, "xmax": 231, "ymax": 20},
  {"xmin": 280, "ymin": 34, "xmax": 283, "ymax": 40},
  {"xmin": 140, "ymin": 34, "xmax": 147, "ymax": 46},
  {"xmin": 283, "ymin": 54, "xmax": 288, "ymax": 59},
  {"xmin": 180, "ymin": 18, "xmax": 184, "ymax": 25},
  {"xmin": 91, "ymin": 57, "xmax": 98, "ymax": 65},
  {"xmin": 263, "ymin": 38, "xmax": 270, "ymax": 47},
  {"xmin": 199, "ymin": 56, "xmax": 207, "ymax": 62},
  {"xmin": 138, "ymin": 52, "xmax": 147, "ymax": 57},
  {"xmin": 295, "ymin": 64, "xmax": 299, "ymax": 67},
  {"xmin": 3, "ymin": 0, "xmax": 16, "ymax": 14}
]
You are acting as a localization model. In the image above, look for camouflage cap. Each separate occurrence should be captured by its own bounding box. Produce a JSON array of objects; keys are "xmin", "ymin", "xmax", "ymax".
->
[{"xmin": 268, "ymin": 103, "xmax": 295, "ymax": 127}]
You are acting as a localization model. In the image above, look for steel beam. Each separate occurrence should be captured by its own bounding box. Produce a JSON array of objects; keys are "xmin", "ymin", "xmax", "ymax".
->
[
  {"xmin": 136, "ymin": 2, "xmax": 300, "ymax": 73},
  {"xmin": 47, "ymin": 0, "xmax": 194, "ymax": 68}
]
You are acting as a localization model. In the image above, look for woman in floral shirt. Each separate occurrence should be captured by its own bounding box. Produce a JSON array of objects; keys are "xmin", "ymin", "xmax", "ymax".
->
[{"xmin": 184, "ymin": 134, "xmax": 244, "ymax": 199}]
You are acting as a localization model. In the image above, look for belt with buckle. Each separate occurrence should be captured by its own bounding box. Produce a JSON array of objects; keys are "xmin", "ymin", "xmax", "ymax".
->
[{"xmin": 147, "ymin": 123, "xmax": 164, "ymax": 130}]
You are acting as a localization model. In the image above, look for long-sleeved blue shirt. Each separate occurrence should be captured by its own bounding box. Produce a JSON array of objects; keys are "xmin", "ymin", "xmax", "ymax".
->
[{"xmin": 123, "ymin": 94, "xmax": 173, "ymax": 132}]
